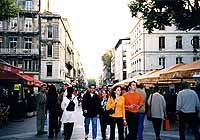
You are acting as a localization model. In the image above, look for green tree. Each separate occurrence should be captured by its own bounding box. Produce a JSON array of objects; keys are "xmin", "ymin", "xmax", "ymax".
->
[
  {"xmin": 87, "ymin": 79, "xmax": 96, "ymax": 86},
  {"xmin": 0, "ymin": 0, "xmax": 20, "ymax": 21},
  {"xmin": 101, "ymin": 50, "xmax": 113, "ymax": 71},
  {"xmin": 129, "ymin": 0, "xmax": 200, "ymax": 33},
  {"xmin": 101, "ymin": 50, "xmax": 113, "ymax": 84}
]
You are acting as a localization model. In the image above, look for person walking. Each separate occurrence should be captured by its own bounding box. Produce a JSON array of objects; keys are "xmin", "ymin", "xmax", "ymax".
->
[
  {"xmin": 176, "ymin": 81, "xmax": 200, "ymax": 140},
  {"xmin": 36, "ymin": 84, "xmax": 47, "ymax": 136},
  {"xmin": 106, "ymin": 85, "xmax": 126, "ymax": 140},
  {"xmin": 57, "ymin": 82, "xmax": 70, "ymax": 132},
  {"xmin": 82, "ymin": 84, "xmax": 100, "ymax": 140},
  {"xmin": 148, "ymin": 85, "xmax": 166, "ymax": 140},
  {"xmin": 99, "ymin": 89, "xmax": 109, "ymax": 140},
  {"xmin": 46, "ymin": 84, "xmax": 58, "ymax": 138},
  {"xmin": 136, "ymin": 83, "xmax": 147, "ymax": 140},
  {"xmin": 57, "ymin": 88, "xmax": 65, "ymax": 133},
  {"xmin": 123, "ymin": 81, "xmax": 143, "ymax": 140},
  {"xmin": 61, "ymin": 86, "xmax": 78, "ymax": 140}
]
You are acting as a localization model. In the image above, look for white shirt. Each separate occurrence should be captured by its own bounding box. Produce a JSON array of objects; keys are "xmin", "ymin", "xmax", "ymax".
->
[
  {"xmin": 148, "ymin": 92, "xmax": 166, "ymax": 119},
  {"xmin": 176, "ymin": 89, "xmax": 200, "ymax": 113},
  {"xmin": 61, "ymin": 94, "xmax": 78, "ymax": 123}
]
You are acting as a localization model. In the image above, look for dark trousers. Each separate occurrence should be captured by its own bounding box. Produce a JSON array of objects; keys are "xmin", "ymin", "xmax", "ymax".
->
[
  {"xmin": 178, "ymin": 112, "xmax": 200, "ymax": 140},
  {"xmin": 48, "ymin": 112, "xmax": 59, "ymax": 137},
  {"xmin": 64, "ymin": 123, "xmax": 74, "ymax": 140},
  {"xmin": 57, "ymin": 112, "xmax": 63, "ymax": 132},
  {"xmin": 152, "ymin": 118, "xmax": 162, "ymax": 139},
  {"xmin": 100, "ymin": 114, "xmax": 108, "ymax": 140},
  {"xmin": 110, "ymin": 117, "xmax": 124, "ymax": 140},
  {"xmin": 125, "ymin": 112, "xmax": 138, "ymax": 140}
]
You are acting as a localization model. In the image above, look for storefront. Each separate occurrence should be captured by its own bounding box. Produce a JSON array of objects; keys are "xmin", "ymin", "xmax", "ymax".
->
[{"xmin": 0, "ymin": 62, "xmax": 45, "ymax": 120}]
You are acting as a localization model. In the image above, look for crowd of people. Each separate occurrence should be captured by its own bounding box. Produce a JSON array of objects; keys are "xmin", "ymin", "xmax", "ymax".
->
[{"xmin": 35, "ymin": 80, "xmax": 200, "ymax": 140}]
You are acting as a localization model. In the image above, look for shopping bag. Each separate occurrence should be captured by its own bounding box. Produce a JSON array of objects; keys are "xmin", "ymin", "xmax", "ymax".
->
[
  {"xmin": 163, "ymin": 118, "xmax": 170, "ymax": 131},
  {"xmin": 44, "ymin": 113, "xmax": 49, "ymax": 132}
]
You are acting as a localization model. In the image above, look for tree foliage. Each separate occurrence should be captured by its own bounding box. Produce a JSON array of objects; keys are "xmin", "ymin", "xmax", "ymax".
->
[
  {"xmin": 128, "ymin": 0, "xmax": 200, "ymax": 33},
  {"xmin": 87, "ymin": 79, "xmax": 96, "ymax": 86},
  {"xmin": 0, "ymin": 0, "xmax": 20, "ymax": 21},
  {"xmin": 101, "ymin": 50, "xmax": 113, "ymax": 70}
]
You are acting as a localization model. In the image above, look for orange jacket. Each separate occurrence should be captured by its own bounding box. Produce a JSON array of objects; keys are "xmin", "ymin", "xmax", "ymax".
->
[{"xmin": 106, "ymin": 96, "xmax": 126, "ymax": 120}]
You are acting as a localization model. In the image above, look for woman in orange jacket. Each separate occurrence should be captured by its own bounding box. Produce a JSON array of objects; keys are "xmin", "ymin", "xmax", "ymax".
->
[{"xmin": 106, "ymin": 85, "xmax": 126, "ymax": 140}]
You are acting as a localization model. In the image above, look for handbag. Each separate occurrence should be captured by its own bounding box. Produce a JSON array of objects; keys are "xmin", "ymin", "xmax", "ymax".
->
[
  {"xmin": 106, "ymin": 108, "xmax": 115, "ymax": 115},
  {"xmin": 147, "ymin": 94, "xmax": 153, "ymax": 120},
  {"xmin": 163, "ymin": 118, "xmax": 170, "ymax": 131}
]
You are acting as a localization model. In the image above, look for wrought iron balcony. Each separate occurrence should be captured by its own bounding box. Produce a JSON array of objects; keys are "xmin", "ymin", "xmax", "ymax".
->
[{"xmin": 0, "ymin": 49, "xmax": 39, "ymax": 55}]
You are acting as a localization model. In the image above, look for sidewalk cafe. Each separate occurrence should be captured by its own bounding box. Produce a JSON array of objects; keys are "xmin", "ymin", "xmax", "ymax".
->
[
  {"xmin": 0, "ymin": 61, "xmax": 45, "ymax": 122},
  {"xmin": 112, "ymin": 60, "xmax": 200, "ymax": 130}
]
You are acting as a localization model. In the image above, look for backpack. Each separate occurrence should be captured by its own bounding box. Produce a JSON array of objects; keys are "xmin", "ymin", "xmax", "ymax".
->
[{"xmin": 66, "ymin": 97, "xmax": 76, "ymax": 111}]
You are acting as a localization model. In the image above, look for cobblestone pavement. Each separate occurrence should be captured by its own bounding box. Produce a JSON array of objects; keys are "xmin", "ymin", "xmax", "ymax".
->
[{"xmin": 0, "ymin": 107, "xmax": 195, "ymax": 140}]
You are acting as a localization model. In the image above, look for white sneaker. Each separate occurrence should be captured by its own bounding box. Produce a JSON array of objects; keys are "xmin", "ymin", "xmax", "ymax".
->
[{"xmin": 85, "ymin": 135, "xmax": 88, "ymax": 139}]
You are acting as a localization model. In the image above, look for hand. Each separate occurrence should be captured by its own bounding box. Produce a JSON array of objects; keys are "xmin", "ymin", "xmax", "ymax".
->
[
  {"xmin": 84, "ymin": 110, "xmax": 87, "ymax": 113},
  {"xmin": 164, "ymin": 112, "xmax": 167, "ymax": 119},
  {"xmin": 198, "ymin": 112, "xmax": 200, "ymax": 118},
  {"xmin": 176, "ymin": 112, "xmax": 179, "ymax": 120},
  {"xmin": 123, "ymin": 120, "xmax": 127, "ymax": 126}
]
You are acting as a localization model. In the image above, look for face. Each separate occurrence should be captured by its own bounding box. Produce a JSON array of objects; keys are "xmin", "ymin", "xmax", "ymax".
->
[
  {"xmin": 90, "ymin": 86, "xmax": 96, "ymax": 93},
  {"xmin": 102, "ymin": 86, "xmax": 107, "ymax": 91},
  {"xmin": 63, "ymin": 85, "xmax": 68, "ymax": 90},
  {"xmin": 129, "ymin": 82, "xmax": 137, "ymax": 91},
  {"xmin": 115, "ymin": 87, "xmax": 121, "ymax": 95},
  {"xmin": 41, "ymin": 85, "xmax": 46, "ymax": 92}
]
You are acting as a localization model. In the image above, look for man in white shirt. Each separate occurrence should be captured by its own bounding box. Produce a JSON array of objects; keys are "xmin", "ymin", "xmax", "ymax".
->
[{"xmin": 176, "ymin": 81, "xmax": 200, "ymax": 140}]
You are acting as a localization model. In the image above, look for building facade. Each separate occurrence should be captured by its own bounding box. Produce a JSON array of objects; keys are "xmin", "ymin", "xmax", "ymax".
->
[
  {"xmin": 114, "ymin": 38, "xmax": 130, "ymax": 81},
  {"xmin": 40, "ymin": 13, "xmax": 74, "ymax": 83},
  {"xmin": 129, "ymin": 19, "xmax": 200, "ymax": 77},
  {"xmin": 0, "ymin": 0, "xmax": 40, "ymax": 79}
]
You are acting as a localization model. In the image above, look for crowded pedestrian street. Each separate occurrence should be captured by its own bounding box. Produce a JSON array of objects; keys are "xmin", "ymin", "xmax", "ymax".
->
[
  {"xmin": 0, "ymin": 106, "xmax": 196, "ymax": 140},
  {"xmin": 0, "ymin": 0, "xmax": 200, "ymax": 140}
]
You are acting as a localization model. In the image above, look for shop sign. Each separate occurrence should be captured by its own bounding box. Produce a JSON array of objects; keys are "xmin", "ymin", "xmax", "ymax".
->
[{"xmin": 14, "ymin": 84, "xmax": 21, "ymax": 90}]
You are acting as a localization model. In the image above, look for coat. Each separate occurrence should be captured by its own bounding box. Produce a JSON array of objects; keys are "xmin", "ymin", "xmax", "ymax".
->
[
  {"xmin": 82, "ymin": 92, "xmax": 101, "ymax": 117},
  {"xmin": 60, "ymin": 94, "xmax": 78, "ymax": 123}
]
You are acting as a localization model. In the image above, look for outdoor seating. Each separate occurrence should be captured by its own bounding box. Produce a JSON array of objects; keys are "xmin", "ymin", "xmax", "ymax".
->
[{"xmin": 0, "ymin": 104, "xmax": 10, "ymax": 127}]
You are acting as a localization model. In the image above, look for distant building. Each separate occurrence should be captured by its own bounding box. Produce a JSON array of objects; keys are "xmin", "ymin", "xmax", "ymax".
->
[
  {"xmin": 114, "ymin": 38, "xmax": 130, "ymax": 81},
  {"xmin": 129, "ymin": 19, "xmax": 200, "ymax": 77}
]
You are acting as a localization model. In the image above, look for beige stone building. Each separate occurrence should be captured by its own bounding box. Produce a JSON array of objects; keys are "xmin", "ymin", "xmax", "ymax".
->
[{"xmin": 40, "ymin": 12, "xmax": 74, "ymax": 83}]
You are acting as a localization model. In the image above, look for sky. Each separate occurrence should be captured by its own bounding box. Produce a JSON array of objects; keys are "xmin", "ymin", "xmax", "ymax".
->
[{"xmin": 47, "ymin": 0, "xmax": 134, "ymax": 79}]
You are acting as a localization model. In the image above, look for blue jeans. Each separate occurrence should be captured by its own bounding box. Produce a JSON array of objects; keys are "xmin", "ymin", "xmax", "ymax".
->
[
  {"xmin": 84, "ymin": 117, "xmax": 97, "ymax": 139},
  {"xmin": 137, "ymin": 112, "xmax": 145, "ymax": 140}
]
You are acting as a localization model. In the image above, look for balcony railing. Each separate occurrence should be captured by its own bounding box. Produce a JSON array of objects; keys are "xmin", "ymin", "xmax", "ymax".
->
[{"xmin": 0, "ymin": 49, "xmax": 39, "ymax": 55}]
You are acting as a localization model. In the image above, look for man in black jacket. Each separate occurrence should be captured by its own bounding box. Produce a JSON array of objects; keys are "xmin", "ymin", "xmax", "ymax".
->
[{"xmin": 82, "ymin": 84, "xmax": 100, "ymax": 140}]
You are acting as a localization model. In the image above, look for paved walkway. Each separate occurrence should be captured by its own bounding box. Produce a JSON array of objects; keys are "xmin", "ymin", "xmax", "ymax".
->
[{"xmin": 0, "ymin": 107, "xmax": 195, "ymax": 140}]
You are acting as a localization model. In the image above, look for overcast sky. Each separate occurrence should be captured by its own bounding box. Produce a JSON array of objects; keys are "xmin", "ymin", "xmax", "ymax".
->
[{"xmin": 46, "ymin": 0, "xmax": 134, "ymax": 79}]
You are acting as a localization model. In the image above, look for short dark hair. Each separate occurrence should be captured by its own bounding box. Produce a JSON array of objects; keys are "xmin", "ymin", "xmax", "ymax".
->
[
  {"xmin": 128, "ymin": 81, "xmax": 137, "ymax": 88},
  {"xmin": 154, "ymin": 85, "xmax": 159, "ymax": 92},
  {"xmin": 67, "ymin": 87, "xmax": 74, "ymax": 99},
  {"xmin": 180, "ymin": 81, "xmax": 190, "ymax": 90},
  {"xmin": 89, "ymin": 84, "xmax": 96, "ymax": 88}
]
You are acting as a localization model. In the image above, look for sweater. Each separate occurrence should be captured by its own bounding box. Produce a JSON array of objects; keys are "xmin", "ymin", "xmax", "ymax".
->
[{"xmin": 106, "ymin": 96, "xmax": 126, "ymax": 120}]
